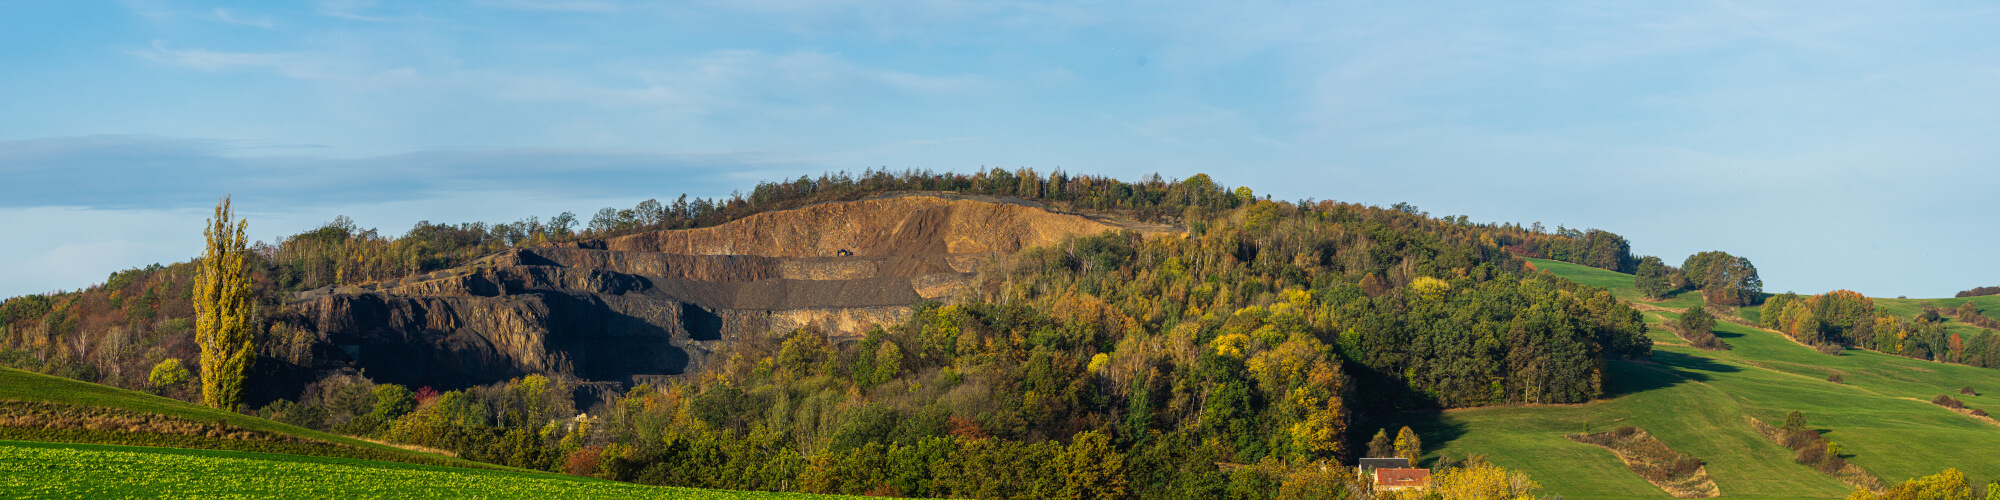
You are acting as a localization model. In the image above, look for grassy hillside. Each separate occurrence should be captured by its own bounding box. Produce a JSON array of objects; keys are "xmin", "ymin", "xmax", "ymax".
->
[
  {"xmin": 1365, "ymin": 259, "xmax": 2000, "ymax": 500},
  {"xmin": 0, "ymin": 367, "xmax": 513, "ymax": 470},
  {"xmin": 0, "ymin": 368, "xmax": 870, "ymax": 498},
  {"xmin": 0, "ymin": 440, "xmax": 849, "ymax": 499}
]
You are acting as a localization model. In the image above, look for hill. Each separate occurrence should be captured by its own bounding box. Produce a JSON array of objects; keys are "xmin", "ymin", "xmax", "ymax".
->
[
  {"xmin": 1375, "ymin": 259, "xmax": 2000, "ymax": 499},
  {"xmin": 18, "ymin": 170, "xmax": 1990, "ymax": 498},
  {"xmin": 0, "ymin": 366, "xmax": 500, "ymax": 469}
]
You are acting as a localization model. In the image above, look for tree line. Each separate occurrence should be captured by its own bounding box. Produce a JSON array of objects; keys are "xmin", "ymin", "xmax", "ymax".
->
[
  {"xmin": 1632, "ymin": 251, "xmax": 1764, "ymax": 307},
  {"xmin": 1760, "ymin": 292, "xmax": 2000, "ymax": 369}
]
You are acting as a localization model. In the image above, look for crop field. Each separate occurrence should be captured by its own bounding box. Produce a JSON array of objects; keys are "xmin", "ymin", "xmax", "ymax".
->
[
  {"xmin": 1369, "ymin": 260, "xmax": 2000, "ymax": 499},
  {"xmin": 0, "ymin": 440, "xmax": 853, "ymax": 499}
]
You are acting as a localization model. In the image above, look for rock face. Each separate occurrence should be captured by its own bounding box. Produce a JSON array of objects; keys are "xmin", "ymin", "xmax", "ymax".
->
[{"xmin": 276, "ymin": 193, "xmax": 1128, "ymax": 391}]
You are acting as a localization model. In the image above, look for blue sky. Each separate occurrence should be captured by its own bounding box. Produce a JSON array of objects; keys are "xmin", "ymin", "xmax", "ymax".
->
[{"xmin": 4, "ymin": 1, "xmax": 1998, "ymax": 300}]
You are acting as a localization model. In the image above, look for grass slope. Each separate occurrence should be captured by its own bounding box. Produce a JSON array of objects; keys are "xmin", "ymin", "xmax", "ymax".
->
[
  {"xmin": 0, "ymin": 440, "xmax": 849, "ymax": 499},
  {"xmin": 1366, "ymin": 260, "xmax": 2000, "ymax": 500},
  {"xmin": 0, "ymin": 367, "xmax": 508, "ymax": 470},
  {"xmin": 0, "ymin": 368, "xmax": 867, "ymax": 498}
]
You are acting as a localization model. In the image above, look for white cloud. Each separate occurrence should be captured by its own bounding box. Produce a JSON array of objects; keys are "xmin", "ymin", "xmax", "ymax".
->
[{"xmin": 208, "ymin": 8, "xmax": 278, "ymax": 29}]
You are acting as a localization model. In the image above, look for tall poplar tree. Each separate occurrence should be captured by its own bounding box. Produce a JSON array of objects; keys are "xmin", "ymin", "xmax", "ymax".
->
[{"xmin": 197, "ymin": 197, "xmax": 255, "ymax": 411}]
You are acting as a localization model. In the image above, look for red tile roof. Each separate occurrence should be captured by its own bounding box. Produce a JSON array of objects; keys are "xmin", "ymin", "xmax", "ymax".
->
[{"xmin": 1376, "ymin": 467, "xmax": 1431, "ymax": 488}]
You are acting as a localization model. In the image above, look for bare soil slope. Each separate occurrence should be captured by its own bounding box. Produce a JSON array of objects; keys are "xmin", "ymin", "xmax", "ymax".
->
[{"xmin": 588, "ymin": 194, "xmax": 1125, "ymax": 257}]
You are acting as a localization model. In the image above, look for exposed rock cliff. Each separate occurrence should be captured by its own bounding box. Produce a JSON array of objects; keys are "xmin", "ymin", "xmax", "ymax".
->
[{"xmin": 276, "ymin": 193, "xmax": 1134, "ymax": 391}]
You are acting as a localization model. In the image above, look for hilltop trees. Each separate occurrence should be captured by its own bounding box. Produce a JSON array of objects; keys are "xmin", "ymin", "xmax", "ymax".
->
[
  {"xmin": 1682, "ymin": 251, "xmax": 1762, "ymax": 307},
  {"xmin": 195, "ymin": 197, "xmax": 255, "ymax": 411},
  {"xmin": 1634, "ymin": 256, "xmax": 1675, "ymax": 299}
]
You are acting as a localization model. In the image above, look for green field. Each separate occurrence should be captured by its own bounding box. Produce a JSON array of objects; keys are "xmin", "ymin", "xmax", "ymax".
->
[
  {"xmin": 0, "ymin": 440, "xmax": 843, "ymax": 499},
  {"xmin": 1364, "ymin": 260, "xmax": 2000, "ymax": 499}
]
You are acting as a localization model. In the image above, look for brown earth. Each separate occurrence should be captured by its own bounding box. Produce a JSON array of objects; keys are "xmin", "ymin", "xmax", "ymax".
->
[{"xmin": 274, "ymin": 193, "xmax": 1146, "ymax": 392}]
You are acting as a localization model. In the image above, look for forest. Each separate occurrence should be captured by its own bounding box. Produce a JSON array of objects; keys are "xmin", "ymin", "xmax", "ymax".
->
[{"xmin": 0, "ymin": 170, "xmax": 1655, "ymax": 498}]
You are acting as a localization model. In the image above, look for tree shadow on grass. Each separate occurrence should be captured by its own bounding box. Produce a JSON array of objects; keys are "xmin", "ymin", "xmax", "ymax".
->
[
  {"xmin": 1604, "ymin": 351, "xmax": 1740, "ymax": 399},
  {"xmin": 1352, "ymin": 409, "xmax": 1469, "ymax": 468}
]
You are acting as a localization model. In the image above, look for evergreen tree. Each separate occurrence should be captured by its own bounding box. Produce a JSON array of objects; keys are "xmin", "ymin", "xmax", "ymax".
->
[{"xmin": 196, "ymin": 197, "xmax": 255, "ymax": 411}]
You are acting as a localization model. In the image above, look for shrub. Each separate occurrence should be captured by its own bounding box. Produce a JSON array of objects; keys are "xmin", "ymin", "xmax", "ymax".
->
[
  {"xmin": 1961, "ymin": 386, "xmax": 1978, "ymax": 396},
  {"xmin": 1814, "ymin": 343, "xmax": 1844, "ymax": 356},
  {"xmin": 1827, "ymin": 373, "xmax": 1844, "ymax": 383},
  {"xmin": 1794, "ymin": 444, "xmax": 1825, "ymax": 466},
  {"xmin": 147, "ymin": 358, "xmax": 190, "ymax": 389},
  {"xmin": 563, "ymin": 445, "xmax": 603, "ymax": 476},
  {"xmin": 1971, "ymin": 408, "xmax": 1988, "ymax": 417},
  {"xmin": 1930, "ymin": 394, "xmax": 1965, "ymax": 409}
]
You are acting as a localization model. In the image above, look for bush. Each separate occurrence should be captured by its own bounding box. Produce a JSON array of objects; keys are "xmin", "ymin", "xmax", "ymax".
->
[
  {"xmin": 563, "ymin": 445, "xmax": 604, "ymax": 476},
  {"xmin": 1814, "ymin": 343, "xmax": 1844, "ymax": 356},
  {"xmin": 1795, "ymin": 444, "xmax": 1825, "ymax": 466},
  {"xmin": 1827, "ymin": 373, "xmax": 1844, "ymax": 383},
  {"xmin": 1961, "ymin": 386, "xmax": 1978, "ymax": 396},
  {"xmin": 1930, "ymin": 394, "xmax": 1966, "ymax": 409},
  {"xmin": 1971, "ymin": 408, "xmax": 1988, "ymax": 417}
]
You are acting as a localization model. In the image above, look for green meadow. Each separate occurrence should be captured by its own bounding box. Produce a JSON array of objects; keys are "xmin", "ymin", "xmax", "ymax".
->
[
  {"xmin": 0, "ymin": 440, "xmax": 850, "ymax": 499},
  {"xmin": 1368, "ymin": 259, "xmax": 2000, "ymax": 499}
]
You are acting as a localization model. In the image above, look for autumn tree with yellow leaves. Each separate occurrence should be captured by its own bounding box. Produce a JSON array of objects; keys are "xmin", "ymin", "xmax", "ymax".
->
[{"xmin": 196, "ymin": 197, "xmax": 255, "ymax": 411}]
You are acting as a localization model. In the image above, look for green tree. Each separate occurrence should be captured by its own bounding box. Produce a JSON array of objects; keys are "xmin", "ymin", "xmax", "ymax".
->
[
  {"xmin": 1683, "ymin": 251, "xmax": 1763, "ymax": 306},
  {"xmin": 1678, "ymin": 305, "xmax": 1716, "ymax": 336},
  {"xmin": 196, "ymin": 197, "xmax": 255, "ymax": 411},
  {"xmin": 370, "ymin": 384, "xmax": 417, "ymax": 422},
  {"xmin": 1060, "ymin": 430, "xmax": 1129, "ymax": 500},
  {"xmin": 1634, "ymin": 256, "xmax": 1674, "ymax": 299},
  {"xmin": 1367, "ymin": 428, "xmax": 1394, "ymax": 458}
]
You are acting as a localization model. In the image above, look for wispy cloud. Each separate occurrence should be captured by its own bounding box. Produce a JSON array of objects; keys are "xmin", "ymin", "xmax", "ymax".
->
[
  {"xmin": 207, "ymin": 8, "xmax": 278, "ymax": 29},
  {"xmin": 128, "ymin": 41, "xmax": 315, "ymax": 75}
]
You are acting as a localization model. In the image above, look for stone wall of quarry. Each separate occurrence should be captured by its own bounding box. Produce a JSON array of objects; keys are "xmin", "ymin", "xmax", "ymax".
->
[{"xmin": 272, "ymin": 193, "xmax": 1129, "ymax": 393}]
